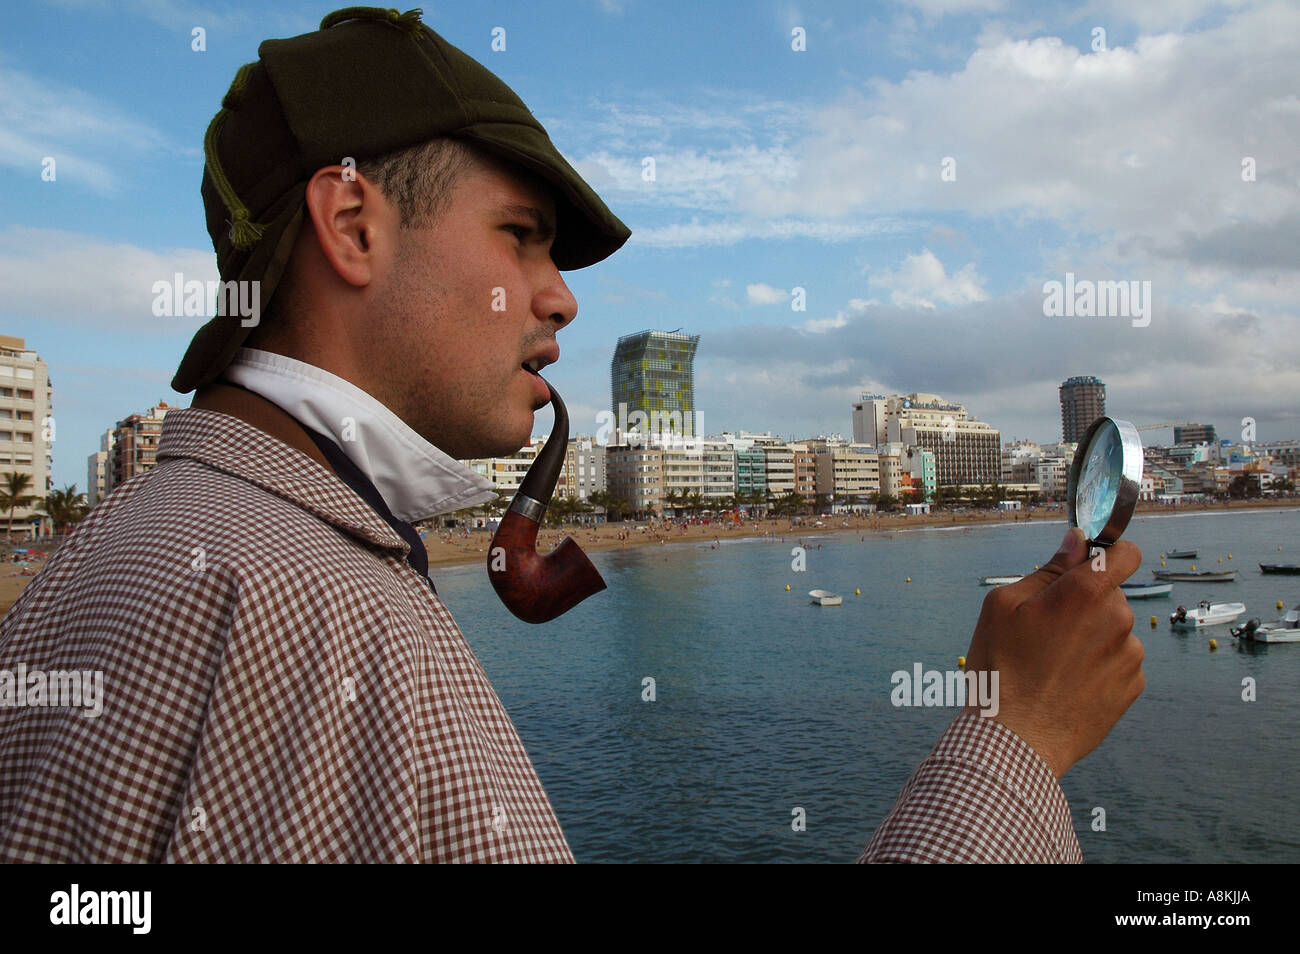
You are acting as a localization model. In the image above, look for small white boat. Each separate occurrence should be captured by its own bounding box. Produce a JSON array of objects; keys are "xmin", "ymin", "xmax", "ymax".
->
[
  {"xmin": 1170, "ymin": 600, "xmax": 1246, "ymax": 629},
  {"xmin": 1232, "ymin": 605, "xmax": 1300, "ymax": 643},
  {"xmin": 1166, "ymin": 549, "xmax": 1197, "ymax": 559},
  {"xmin": 1122, "ymin": 582, "xmax": 1173, "ymax": 599},
  {"xmin": 979, "ymin": 575, "xmax": 1023, "ymax": 586},
  {"xmin": 809, "ymin": 589, "xmax": 842, "ymax": 606}
]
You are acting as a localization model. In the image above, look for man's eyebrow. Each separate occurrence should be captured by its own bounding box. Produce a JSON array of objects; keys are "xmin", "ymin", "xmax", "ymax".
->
[{"xmin": 499, "ymin": 204, "xmax": 555, "ymax": 242}]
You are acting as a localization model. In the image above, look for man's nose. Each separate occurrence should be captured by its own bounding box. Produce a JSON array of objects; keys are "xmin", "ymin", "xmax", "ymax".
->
[{"xmin": 535, "ymin": 265, "xmax": 578, "ymax": 330}]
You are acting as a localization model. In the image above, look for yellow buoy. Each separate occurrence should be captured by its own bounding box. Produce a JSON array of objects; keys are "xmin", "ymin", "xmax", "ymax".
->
[
  {"xmin": 1034, "ymin": 564, "xmax": 1039, "ymax": 570},
  {"xmin": 1227, "ymin": 554, "xmax": 1233, "ymax": 559},
  {"xmin": 1191, "ymin": 565, "xmax": 1197, "ymax": 570},
  {"xmin": 1209, "ymin": 638, "xmax": 1218, "ymax": 651},
  {"xmin": 1160, "ymin": 560, "xmax": 1166, "ymax": 566},
  {"xmin": 1217, "ymin": 557, "xmax": 1222, "ymax": 563},
  {"xmin": 785, "ymin": 584, "xmax": 790, "ymax": 591},
  {"xmin": 905, "ymin": 577, "xmax": 912, "ymax": 583},
  {"xmin": 855, "ymin": 588, "xmax": 861, "ymax": 595},
  {"xmin": 1160, "ymin": 553, "xmax": 1166, "ymax": 559},
  {"xmin": 957, "ymin": 656, "xmax": 966, "ymax": 668},
  {"xmin": 1150, "ymin": 616, "xmax": 1158, "ymax": 627}
]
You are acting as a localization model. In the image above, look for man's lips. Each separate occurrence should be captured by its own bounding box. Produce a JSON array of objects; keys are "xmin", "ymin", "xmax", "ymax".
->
[
  {"xmin": 521, "ymin": 362, "xmax": 552, "ymax": 407},
  {"xmin": 520, "ymin": 341, "xmax": 560, "ymax": 376}
]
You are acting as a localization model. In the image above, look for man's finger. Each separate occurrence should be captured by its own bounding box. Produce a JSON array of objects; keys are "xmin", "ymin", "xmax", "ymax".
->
[{"xmin": 1010, "ymin": 527, "xmax": 1088, "ymax": 599}]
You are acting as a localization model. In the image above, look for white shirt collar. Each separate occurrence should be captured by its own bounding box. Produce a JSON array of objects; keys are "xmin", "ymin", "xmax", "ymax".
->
[{"xmin": 222, "ymin": 348, "xmax": 498, "ymax": 522}]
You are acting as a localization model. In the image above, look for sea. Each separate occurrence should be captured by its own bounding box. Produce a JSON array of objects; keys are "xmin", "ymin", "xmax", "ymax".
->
[{"xmin": 434, "ymin": 507, "xmax": 1300, "ymax": 863}]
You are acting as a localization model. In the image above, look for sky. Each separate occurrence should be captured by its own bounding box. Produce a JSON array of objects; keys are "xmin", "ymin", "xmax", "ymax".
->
[{"xmin": 2, "ymin": 0, "xmax": 1298, "ymax": 491}]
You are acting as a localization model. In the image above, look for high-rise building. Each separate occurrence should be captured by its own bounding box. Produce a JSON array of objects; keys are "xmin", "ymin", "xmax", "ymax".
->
[
  {"xmin": 87, "ymin": 430, "xmax": 114, "ymax": 507},
  {"xmin": 606, "ymin": 444, "xmax": 663, "ymax": 518},
  {"xmin": 852, "ymin": 394, "xmax": 889, "ymax": 445},
  {"xmin": 1174, "ymin": 424, "xmax": 1217, "ymax": 446},
  {"xmin": 559, "ymin": 437, "xmax": 606, "ymax": 503},
  {"xmin": 861, "ymin": 393, "xmax": 1002, "ymax": 486},
  {"xmin": 0, "ymin": 335, "xmax": 53, "ymax": 538},
  {"xmin": 1060, "ymin": 376, "xmax": 1106, "ymax": 444},
  {"xmin": 610, "ymin": 330, "xmax": 700, "ymax": 445},
  {"xmin": 108, "ymin": 402, "xmax": 174, "ymax": 491}
]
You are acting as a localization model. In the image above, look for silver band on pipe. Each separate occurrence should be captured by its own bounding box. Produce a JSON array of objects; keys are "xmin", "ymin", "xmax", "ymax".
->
[{"xmin": 508, "ymin": 493, "xmax": 547, "ymax": 523}]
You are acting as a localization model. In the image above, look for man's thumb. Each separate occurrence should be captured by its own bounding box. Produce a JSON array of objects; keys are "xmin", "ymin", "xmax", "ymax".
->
[{"xmin": 1018, "ymin": 527, "xmax": 1088, "ymax": 594}]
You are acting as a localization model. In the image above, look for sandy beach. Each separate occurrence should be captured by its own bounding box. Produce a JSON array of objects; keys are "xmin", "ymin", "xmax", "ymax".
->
[
  {"xmin": 420, "ymin": 497, "xmax": 1300, "ymax": 568},
  {"xmin": 2, "ymin": 497, "xmax": 1294, "ymax": 614}
]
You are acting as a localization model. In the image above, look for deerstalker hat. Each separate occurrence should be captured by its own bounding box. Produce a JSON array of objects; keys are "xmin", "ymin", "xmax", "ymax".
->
[{"xmin": 173, "ymin": 6, "xmax": 630, "ymax": 394}]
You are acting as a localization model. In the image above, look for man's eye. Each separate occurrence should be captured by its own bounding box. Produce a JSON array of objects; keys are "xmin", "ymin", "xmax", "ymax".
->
[{"xmin": 504, "ymin": 224, "xmax": 530, "ymax": 241}]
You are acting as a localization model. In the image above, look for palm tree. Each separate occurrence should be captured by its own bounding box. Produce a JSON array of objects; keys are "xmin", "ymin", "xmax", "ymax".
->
[
  {"xmin": 593, "ymin": 492, "xmax": 630, "ymax": 522},
  {"xmin": 685, "ymin": 490, "xmax": 706, "ymax": 518},
  {"xmin": 38, "ymin": 484, "xmax": 89, "ymax": 535},
  {"xmin": 1, "ymin": 472, "xmax": 35, "ymax": 542},
  {"xmin": 661, "ymin": 488, "xmax": 683, "ymax": 517}
]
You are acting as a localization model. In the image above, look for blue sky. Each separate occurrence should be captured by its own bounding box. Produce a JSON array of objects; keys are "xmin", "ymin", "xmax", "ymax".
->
[{"xmin": 2, "ymin": 0, "xmax": 1298, "ymax": 490}]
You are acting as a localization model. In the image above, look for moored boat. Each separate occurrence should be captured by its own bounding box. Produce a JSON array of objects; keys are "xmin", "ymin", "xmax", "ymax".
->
[
  {"xmin": 1232, "ymin": 605, "xmax": 1300, "ymax": 642},
  {"xmin": 1152, "ymin": 569, "xmax": 1237, "ymax": 583},
  {"xmin": 1259, "ymin": 564, "xmax": 1300, "ymax": 575},
  {"xmin": 1170, "ymin": 600, "xmax": 1246, "ymax": 629},
  {"xmin": 809, "ymin": 589, "xmax": 842, "ymax": 606},
  {"xmin": 1166, "ymin": 549, "xmax": 1197, "ymax": 559},
  {"xmin": 978, "ymin": 575, "xmax": 1023, "ymax": 586},
  {"xmin": 1121, "ymin": 582, "xmax": 1173, "ymax": 599}
]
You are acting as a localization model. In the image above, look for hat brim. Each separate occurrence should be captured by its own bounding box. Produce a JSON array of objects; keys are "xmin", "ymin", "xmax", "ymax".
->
[{"xmin": 455, "ymin": 123, "xmax": 630, "ymax": 272}]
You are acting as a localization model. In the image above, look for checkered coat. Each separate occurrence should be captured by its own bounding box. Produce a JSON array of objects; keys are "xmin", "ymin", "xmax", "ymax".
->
[{"xmin": 0, "ymin": 408, "xmax": 1079, "ymax": 863}]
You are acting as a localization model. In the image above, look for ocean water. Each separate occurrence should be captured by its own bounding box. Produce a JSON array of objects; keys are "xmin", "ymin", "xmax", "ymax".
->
[{"xmin": 435, "ymin": 508, "xmax": 1300, "ymax": 863}]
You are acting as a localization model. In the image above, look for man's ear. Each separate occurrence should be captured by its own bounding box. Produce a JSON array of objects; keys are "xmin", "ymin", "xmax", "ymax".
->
[{"xmin": 302, "ymin": 165, "xmax": 397, "ymax": 288}]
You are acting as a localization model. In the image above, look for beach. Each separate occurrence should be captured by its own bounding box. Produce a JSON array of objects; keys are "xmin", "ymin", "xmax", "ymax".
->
[
  {"xmin": 421, "ymin": 497, "xmax": 1299, "ymax": 568},
  {"xmin": 2, "ymin": 497, "xmax": 1294, "ymax": 614}
]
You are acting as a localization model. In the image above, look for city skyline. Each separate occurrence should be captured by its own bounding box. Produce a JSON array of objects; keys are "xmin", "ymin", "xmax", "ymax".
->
[{"xmin": 2, "ymin": 1, "xmax": 1296, "ymax": 490}]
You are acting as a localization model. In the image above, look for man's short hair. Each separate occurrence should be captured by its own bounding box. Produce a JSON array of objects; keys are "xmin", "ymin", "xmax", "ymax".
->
[{"xmin": 356, "ymin": 137, "xmax": 478, "ymax": 229}]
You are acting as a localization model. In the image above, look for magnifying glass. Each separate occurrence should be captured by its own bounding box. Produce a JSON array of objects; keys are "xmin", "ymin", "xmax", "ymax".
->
[{"xmin": 1066, "ymin": 416, "xmax": 1143, "ymax": 547}]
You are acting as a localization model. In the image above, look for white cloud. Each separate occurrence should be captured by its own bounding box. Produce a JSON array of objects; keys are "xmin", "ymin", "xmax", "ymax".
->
[
  {"xmin": 746, "ymin": 282, "xmax": 790, "ymax": 305},
  {"xmin": 868, "ymin": 250, "xmax": 989, "ymax": 308},
  {"xmin": 0, "ymin": 227, "xmax": 216, "ymax": 334},
  {"xmin": 898, "ymin": 0, "xmax": 1008, "ymax": 17},
  {"xmin": 799, "ymin": 311, "xmax": 851, "ymax": 333},
  {"xmin": 632, "ymin": 217, "xmax": 912, "ymax": 247},
  {"xmin": 0, "ymin": 68, "xmax": 174, "ymax": 193},
  {"xmin": 739, "ymin": 5, "xmax": 1300, "ymax": 263},
  {"xmin": 696, "ymin": 281, "xmax": 1300, "ymax": 447}
]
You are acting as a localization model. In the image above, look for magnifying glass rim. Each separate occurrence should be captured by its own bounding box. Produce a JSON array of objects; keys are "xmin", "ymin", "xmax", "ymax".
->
[{"xmin": 1067, "ymin": 416, "xmax": 1144, "ymax": 548}]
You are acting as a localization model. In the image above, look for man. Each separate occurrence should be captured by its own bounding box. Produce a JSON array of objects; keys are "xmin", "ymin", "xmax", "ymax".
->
[{"xmin": 0, "ymin": 8, "xmax": 1143, "ymax": 862}]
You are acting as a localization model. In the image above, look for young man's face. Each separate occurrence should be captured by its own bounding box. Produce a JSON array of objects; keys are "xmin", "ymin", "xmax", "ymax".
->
[{"xmin": 367, "ymin": 150, "xmax": 578, "ymax": 460}]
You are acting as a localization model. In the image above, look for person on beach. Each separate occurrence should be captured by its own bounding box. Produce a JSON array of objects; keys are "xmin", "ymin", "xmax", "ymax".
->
[{"xmin": 0, "ymin": 9, "xmax": 1143, "ymax": 864}]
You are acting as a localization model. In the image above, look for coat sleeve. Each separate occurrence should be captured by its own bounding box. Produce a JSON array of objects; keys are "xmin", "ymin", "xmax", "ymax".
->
[{"xmin": 858, "ymin": 713, "xmax": 1082, "ymax": 863}]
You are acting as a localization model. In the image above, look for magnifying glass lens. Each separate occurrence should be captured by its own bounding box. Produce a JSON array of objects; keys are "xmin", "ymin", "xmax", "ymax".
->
[
  {"xmin": 1077, "ymin": 423, "xmax": 1122, "ymax": 539},
  {"xmin": 1068, "ymin": 416, "xmax": 1143, "ymax": 547}
]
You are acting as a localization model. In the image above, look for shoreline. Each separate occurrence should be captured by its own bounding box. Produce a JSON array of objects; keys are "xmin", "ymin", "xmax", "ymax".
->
[
  {"xmin": 2, "ymin": 499, "xmax": 1294, "ymax": 612},
  {"xmin": 420, "ymin": 498, "xmax": 1300, "ymax": 569}
]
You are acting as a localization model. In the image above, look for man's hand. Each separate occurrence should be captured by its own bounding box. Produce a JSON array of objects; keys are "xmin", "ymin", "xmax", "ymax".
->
[{"xmin": 962, "ymin": 527, "xmax": 1145, "ymax": 779}]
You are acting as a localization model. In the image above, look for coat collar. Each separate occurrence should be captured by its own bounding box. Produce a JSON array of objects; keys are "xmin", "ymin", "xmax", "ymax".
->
[
  {"xmin": 222, "ymin": 348, "xmax": 498, "ymax": 522},
  {"xmin": 157, "ymin": 406, "xmax": 410, "ymax": 553}
]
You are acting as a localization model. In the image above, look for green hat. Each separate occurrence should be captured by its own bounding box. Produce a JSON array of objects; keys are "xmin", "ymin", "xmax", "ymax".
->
[{"xmin": 173, "ymin": 6, "xmax": 630, "ymax": 394}]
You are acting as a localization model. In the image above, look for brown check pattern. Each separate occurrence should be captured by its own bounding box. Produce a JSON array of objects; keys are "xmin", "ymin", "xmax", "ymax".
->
[
  {"xmin": 0, "ymin": 408, "xmax": 1080, "ymax": 863},
  {"xmin": 0, "ymin": 408, "xmax": 572, "ymax": 862},
  {"xmin": 860, "ymin": 713, "xmax": 1082, "ymax": 863}
]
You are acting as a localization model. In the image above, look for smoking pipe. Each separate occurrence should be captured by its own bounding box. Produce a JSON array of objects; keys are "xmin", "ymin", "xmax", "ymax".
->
[{"xmin": 487, "ymin": 380, "xmax": 607, "ymax": 623}]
